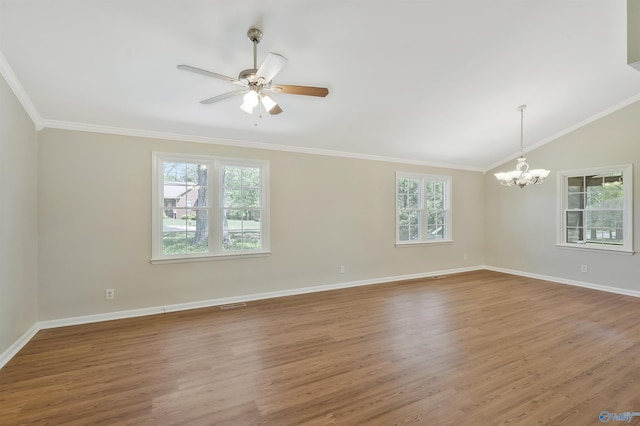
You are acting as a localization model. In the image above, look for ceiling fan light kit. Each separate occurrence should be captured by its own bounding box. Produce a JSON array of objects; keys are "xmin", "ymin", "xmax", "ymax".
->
[
  {"xmin": 494, "ymin": 105, "xmax": 550, "ymax": 188},
  {"xmin": 178, "ymin": 28, "xmax": 329, "ymax": 117}
]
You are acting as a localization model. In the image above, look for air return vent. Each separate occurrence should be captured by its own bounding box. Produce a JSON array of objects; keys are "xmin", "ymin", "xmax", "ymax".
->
[{"xmin": 219, "ymin": 302, "xmax": 247, "ymax": 310}]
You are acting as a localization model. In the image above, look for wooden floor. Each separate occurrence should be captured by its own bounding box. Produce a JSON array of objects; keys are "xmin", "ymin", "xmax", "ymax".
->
[{"xmin": 2, "ymin": 270, "xmax": 640, "ymax": 425}]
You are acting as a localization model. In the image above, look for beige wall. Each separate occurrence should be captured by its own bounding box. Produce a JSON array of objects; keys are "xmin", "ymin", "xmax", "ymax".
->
[
  {"xmin": 37, "ymin": 129, "xmax": 485, "ymax": 320},
  {"xmin": 485, "ymin": 101, "xmax": 640, "ymax": 290},
  {"xmin": 0, "ymin": 72, "xmax": 38, "ymax": 354}
]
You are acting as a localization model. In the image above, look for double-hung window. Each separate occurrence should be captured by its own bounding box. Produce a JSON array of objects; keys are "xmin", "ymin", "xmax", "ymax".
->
[
  {"xmin": 152, "ymin": 152, "xmax": 269, "ymax": 262},
  {"xmin": 396, "ymin": 172, "xmax": 452, "ymax": 245},
  {"xmin": 557, "ymin": 164, "xmax": 633, "ymax": 254}
]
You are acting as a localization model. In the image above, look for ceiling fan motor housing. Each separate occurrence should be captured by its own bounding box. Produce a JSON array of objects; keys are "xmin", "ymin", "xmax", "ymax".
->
[{"xmin": 239, "ymin": 68, "xmax": 258, "ymax": 84}]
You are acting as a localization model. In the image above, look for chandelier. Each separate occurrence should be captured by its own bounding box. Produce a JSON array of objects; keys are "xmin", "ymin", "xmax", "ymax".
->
[{"xmin": 494, "ymin": 105, "xmax": 550, "ymax": 188}]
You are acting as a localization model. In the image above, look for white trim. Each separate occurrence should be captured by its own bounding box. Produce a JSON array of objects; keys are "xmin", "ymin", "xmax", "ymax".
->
[
  {"xmin": 6, "ymin": 264, "xmax": 640, "ymax": 369},
  {"xmin": 0, "ymin": 324, "xmax": 39, "ymax": 369},
  {"xmin": 483, "ymin": 93, "xmax": 640, "ymax": 173},
  {"xmin": 396, "ymin": 172, "xmax": 452, "ymax": 244},
  {"xmin": 556, "ymin": 164, "xmax": 633, "ymax": 253},
  {"xmin": 0, "ymin": 51, "xmax": 43, "ymax": 130},
  {"xmin": 555, "ymin": 243, "xmax": 634, "ymax": 255},
  {"xmin": 39, "ymin": 119, "xmax": 484, "ymax": 172},
  {"xmin": 37, "ymin": 266, "xmax": 484, "ymax": 330},
  {"xmin": 485, "ymin": 266, "xmax": 640, "ymax": 298},
  {"xmin": 150, "ymin": 251, "xmax": 271, "ymax": 264},
  {"xmin": 152, "ymin": 152, "xmax": 270, "ymax": 260},
  {"xmin": 395, "ymin": 240, "xmax": 453, "ymax": 247}
]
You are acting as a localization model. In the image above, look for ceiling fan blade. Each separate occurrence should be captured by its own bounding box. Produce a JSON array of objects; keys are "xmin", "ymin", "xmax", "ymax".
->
[
  {"xmin": 260, "ymin": 93, "xmax": 283, "ymax": 115},
  {"xmin": 256, "ymin": 53, "xmax": 288, "ymax": 83},
  {"xmin": 270, "ymin": 84, "xmax": 329, "ymax": 97},
  {"xmin": 200, "ymin": 90, "xmax": 248, "ymax": 104},
  {"xmin": 177, "ymin": 65, "xmax": 244, "ymax": 86}
]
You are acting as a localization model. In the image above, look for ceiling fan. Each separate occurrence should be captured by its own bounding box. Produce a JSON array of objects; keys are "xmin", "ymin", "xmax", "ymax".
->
[{"xmin": 178, "ymin": 28, "xmax": 329, "ymax": 116}]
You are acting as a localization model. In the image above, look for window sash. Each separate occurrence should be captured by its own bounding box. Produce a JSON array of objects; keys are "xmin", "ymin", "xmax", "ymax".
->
[
  {"xmin": 557, "ymin": 165, "xmax": 633, "ymax": 253},
  {"xmin": 152, "ymin": 153, "xmax": 269, "ymax": 261},
  {"xmin": 396, "ymin": 172, "xmax": 452, "ymax": 244}
]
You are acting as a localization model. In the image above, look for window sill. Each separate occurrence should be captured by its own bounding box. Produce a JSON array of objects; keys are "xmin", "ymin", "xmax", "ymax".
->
[
  {"xmin": 395, "ymin": 240, "xmax": 453, "ymax": 248},
  {"xmin": 555, "ymin": 244, "xmax": 634, "ymax": 256},
  {"xmin": 151, "ymin": 250, "xmax": 271, "ymax": 264}
]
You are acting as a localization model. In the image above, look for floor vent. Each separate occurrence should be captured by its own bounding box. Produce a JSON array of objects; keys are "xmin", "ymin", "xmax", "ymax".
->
[
  {"xmin": 431, "ymin": 275, "xmax": 447, "ymax": 280},
  {"xmin": 219, "ymin": 302, "xmax": 247, "ymax": 310}
]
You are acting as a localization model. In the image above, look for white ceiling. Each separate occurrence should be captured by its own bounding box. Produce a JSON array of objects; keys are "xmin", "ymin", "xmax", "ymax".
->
[{"xmin": 2, "ymin": 0, "xmax": 640, "ymax": 171}]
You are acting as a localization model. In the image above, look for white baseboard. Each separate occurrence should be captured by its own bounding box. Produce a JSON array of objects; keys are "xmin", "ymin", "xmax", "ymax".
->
[
  {"xmin": 484, "ymin": 266, "xmax": 640, "ymax": 298},
  {"xmin": 38, "ymin": 265, "xmax": 483, "ymax": 329},
  {"xmin": 0, "ymin": 324, "xmax": 39, "ymax": 369},
  {"xmin": 5, "ymin": 264, "xmax": 639, "ymax": 370}
]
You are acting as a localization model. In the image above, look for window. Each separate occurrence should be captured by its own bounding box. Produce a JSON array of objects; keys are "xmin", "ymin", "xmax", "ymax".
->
[
  {"xmin": 396, "ymin": 172, "xmax": 452, "ymax": 245},
  {"xmin": 557, "ymin": 165, "xmax": 633, "ymax": 254},
  {"xmin": 152, "ymin": 153, "xmax": 269, "ymax": 262}
]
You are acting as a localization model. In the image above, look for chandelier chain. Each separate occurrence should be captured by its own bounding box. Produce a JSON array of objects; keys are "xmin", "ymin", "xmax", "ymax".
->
[{"xmin": 520, "ymin": 107, "xmax": 524, "ymax": 157}]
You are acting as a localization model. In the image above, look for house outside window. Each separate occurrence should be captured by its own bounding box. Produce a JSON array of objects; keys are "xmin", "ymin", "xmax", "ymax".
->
[
  {"xmin": 557, "ymin": 164, "xmax": 633, "ymax": 254},
  {"xmin": 396, "ymin": 172, "xmax": 452, "ymax": 245},
  {"xmin": 152, "ymin": 152, "xmax": 269, "ymax": 262}
]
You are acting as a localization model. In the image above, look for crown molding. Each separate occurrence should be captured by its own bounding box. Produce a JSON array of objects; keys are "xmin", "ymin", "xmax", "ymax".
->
[
  {"xmin": 0, "ymin": 50, "xmax": 43, "ymax": 130},
  {"xmin": 40, "ymin": 118, "xmax": 485, "ymax": 172}
]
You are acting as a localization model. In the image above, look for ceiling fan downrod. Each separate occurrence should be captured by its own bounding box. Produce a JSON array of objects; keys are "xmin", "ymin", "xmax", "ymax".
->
[{"xmin": 247, "ymin": 28, "xmax": 262, "ymax": 70}]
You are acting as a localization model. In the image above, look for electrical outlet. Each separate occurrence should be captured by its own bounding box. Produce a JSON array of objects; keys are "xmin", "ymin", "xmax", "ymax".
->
[
  {"xmin": 105, "ymin": 288, "xmax": 115, "ymax": 300},
  {"xmin": 581, "ymin": 265, "xmax": 588, "ymax": 273},
  {"xmin": 463, "ymin": 253, "xmax": 468, "ymax": 260},
  {"xmin": 340, "ymin": 265, "xmax": 345, "ymax": 274}
]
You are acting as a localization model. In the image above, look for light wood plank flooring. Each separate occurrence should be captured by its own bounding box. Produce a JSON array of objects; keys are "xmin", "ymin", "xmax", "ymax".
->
[{"xmin": 2, "ymin": 270, "xmax": 640, "ymax": 425}]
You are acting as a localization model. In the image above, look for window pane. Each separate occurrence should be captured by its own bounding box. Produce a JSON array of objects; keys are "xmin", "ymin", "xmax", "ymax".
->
[
  {"xmin": 560, "ymin": 167, "xmax": 631, "ymax": 251},
  {"xmin": 427, "ymin": 225, "xmax": 445, "ymax": 239},
  {"xmin": 567, "ymin": 177, "xmax": 584, "ymax": 192},
  {"xmin": 585, "ymin": 211, "xmax": 601, "ymax": 228},
  {"xmin": 601, "ymin": 210, "xmax": 623, "ymax": 231},
  {"xmin": 164, "ymin": 162, "xmax": 187, "ymax": 183},
  {"xmin": 396, "ymin": 174, "xmax": 451, "ymax": 243},
  {"xmin": 223, "ymin": 166, "xmax": 261, "ymax": 209},
  {"xmin": 602, "ymin": 180, "xmax": 623, "ymax": 209},
  {"xmin": 186, "ymin": 231, "xmax": 209, "ymax": 253},
  {"xmin": 242, "ymin": 188, "xmax": 260, "ymax": 208},
  {"xmin": 427, "ymin": 181, "xmax": 444, "ymax": 211},
  {"xmin": 223, "ymin": 209, "xmax": 262, "ymax": 251},
  {"xmin": 568, "ymin": 193, "xmax": 583, "ymax": 209},
  {"xmin": 223, "ymin": 166, "xmax": 242, "ymax": 189},
  {"xmin": 566, "ymin": 227, "xmax": 583, "ymax": 243},
  {"xmin": 397, "ymin": 194, "xmax": 408, "ymax": 209},
  {"xmin": 398, "ymin": 210, "xmax": 419, "ymax": 241},
  {"xmin": 397, "ymin": 178, "xmax": 420, "ymax": 209},
  {"xmin": 163, "ymin": 231, "xmax": 186, "ymax": 254},
  {"xmin": 566, "ymin": 211, "xmax": 583, "ymax": 227}
]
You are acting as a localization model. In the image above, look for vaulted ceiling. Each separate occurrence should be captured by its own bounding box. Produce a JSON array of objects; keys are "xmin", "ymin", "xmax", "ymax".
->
[{"xmin": 2, "ymin": 0, "xmax": 640, "ymax": 170}]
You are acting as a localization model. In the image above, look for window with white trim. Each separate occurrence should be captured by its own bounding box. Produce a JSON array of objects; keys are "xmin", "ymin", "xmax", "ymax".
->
[
  {"xmin": 152, "ymin": 152, "xmax": 269, "ymax": 261},
  {"xmin": 396, "ymin": 172, "xmax": 452, "ymax": 244},
  {"xmin": 557, "ymin": 165, "xmax": 633, "ymax": 253}
]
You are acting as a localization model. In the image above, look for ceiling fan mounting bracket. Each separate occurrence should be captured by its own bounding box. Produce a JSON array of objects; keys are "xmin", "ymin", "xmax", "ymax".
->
[{"xmin": 247, "ymin": 28, "xmax": 263, "ymax": 44}]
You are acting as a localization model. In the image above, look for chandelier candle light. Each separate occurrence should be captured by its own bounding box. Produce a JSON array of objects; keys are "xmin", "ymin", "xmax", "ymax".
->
[{"xmin": 494, "ymin": 105, "xmax": 550, "ymax": 188}]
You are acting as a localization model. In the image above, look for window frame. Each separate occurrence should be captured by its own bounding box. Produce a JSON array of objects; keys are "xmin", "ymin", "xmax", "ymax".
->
[
  {"xmin": 395, "ymin": 172, "xmax": 452, "ymax": 246},
  {"xmin": 556, "ymin": 164, "xmax": 633, "ymax": 254},
  {"xmin": 151, "ymin": 152, "xmax": 270, "ymax": 263}
]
